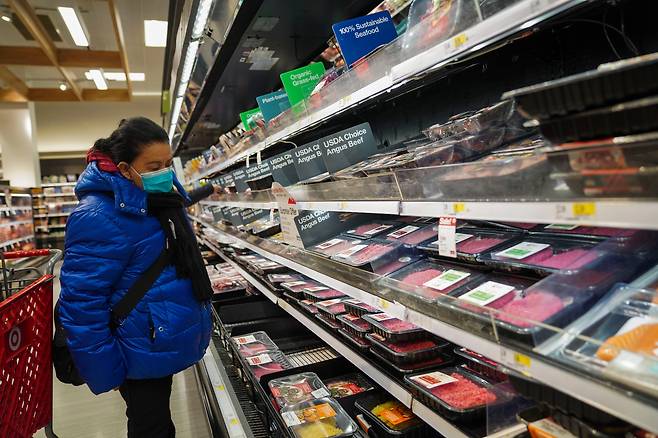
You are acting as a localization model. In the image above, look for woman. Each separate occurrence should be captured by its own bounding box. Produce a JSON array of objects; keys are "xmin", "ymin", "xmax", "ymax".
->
[{"xmin": 58, "ymin": 117, "xmax": 214, "ymax": 438}]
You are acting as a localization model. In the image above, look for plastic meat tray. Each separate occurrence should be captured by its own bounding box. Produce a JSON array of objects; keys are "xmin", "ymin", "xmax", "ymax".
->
[
  {"xmin": 404, "ymin": 367, "xmax": 505, "ymax": 422},
  {"xmin": 502, "ymin": 52, "xmax": 658, "ymax": 119},
  {"xmin": 345, "ymin": 221, "xmax": 400, "ymax": 239},
  {"xmin": 418, "ymin": 228, "xmax": 521, "ymax": 263},
  {"xmin": 268, "ymin": 372, "xmax": 331, "ymax": 408},
  {"xmin": 366, "ymin": 332, "xmax": 448, "ymax": 365},
  {"xmin": 230, "ymin": 331, "xmax": 278, "ymax": 358},
  {"xmin": 324, "ymin": 373, "xmax": 375, "ymax": 399},
  {"xmin": 244, "ymin": 350, "xmax": 294, "ymax": 380},
  {"xmin": 279, "ymin": 397, "xmax": 357, "ymax": 438},
  {"xmin": 362, "ymin": 313, "xmax": 427, "ymax": 343},
  {"xmin": 309, "ymin": 235, "xmax": 365, "ymax": 258},
  {"xmin": 331, "ymin": 239, "xmax": 405, "ymax": 273},
  {"xmin": 369, "ymin": 347, "xmax": 454, "ymax": 375},
  {"xmin": 454, "ymin": 348, "xmax": 508, "ymax": 383},
  {"xmin": 354, "ymin": 391, "xmax": 429, "ymax": 437},
  {"xmin": 338, "ymin": 328, "xmax": 371, "ymax": 351},
  {"xmin": 343, "ymin": 298, "xmax": 379, "ymax": 317}
]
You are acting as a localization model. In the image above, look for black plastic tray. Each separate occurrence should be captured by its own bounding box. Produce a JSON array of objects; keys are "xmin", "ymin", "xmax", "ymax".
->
[
  {"xmin": 538, "ymin": 95, "xmax": 658, "ymax": 143},
  {"xmin": 369, "ymin": 347, "xmax": 453, "ymax": 375},
  {"xmin": 354, "ymin": 391, "xmax": 431, "ymax": 438},
  {"xmin": 502, "ymin": 53, "xmax": 658, "ymax": 119}
]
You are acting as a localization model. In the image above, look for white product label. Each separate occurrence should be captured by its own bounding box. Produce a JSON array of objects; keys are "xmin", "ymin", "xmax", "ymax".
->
[
  {"xmin": 369, "ymin": 313, "xmax": 394, "ymax": 322},
  {"xmin": 301, "ymin": 300, "xmax": 314, "ymax": 306},
  {"xmin": 272, "ymin": 182, "xmax": 303, "ymax": 248},
  {"xmin": 271, "ymin": 274, "xmax": 295, "ymax": 280},
  {"xmin": 311, "ymin": 388, "xmax": 330, "ymax": 398},
  {"xmin": 315, "ymin": 238, "xmax": 344, "ymax": 250},
  {"xmin": 528, "ymin": 419, "xmax": 573, "ymax": 438},
  {"xmin": 317, "ymin": 299, "xmax": 342, "ymax": 307},
  {"xmin": 459, "ymin": 281, "xmax": 515, "ymax": 306},
  {"xmin": 282, "ymin": 281, "xmax": 307, "ymax": 288},
  {"xmin": 438, "ymin": 216, "xmax": 457, "ymax": 258},
  {"xmin": 343, "ymin": 314, "xmax": 361, "ymax": 321},
  {"xmin": 246, "ymin": 353, "xmax": 272, "ymax": 366},
  {"xmin": 423, "ymin": 269, "xmax": 471, "ymax": 291},
  {"xmin": 343, "ymin": 298, "xmax": 362, "ymax": 305},
  {"xmin": 234, "ymin": 335, "xmax": 257, "ymax": 345},
  {"xmin": 410, "ymin": 371, "xmax": 458, "ymax": 389},
  {"xmin": 281, "ymin": 411, "xmax": 302, "ymax": 427},
  {"xmin": 335, "ymin": 244, "xmax": 367, "ymax": 259},
  {"xmin": 545, "ymin": 223, "xmax": 579, "ymax": 230},
  {"xmin": 387, "ymin": 225, "xmax": 419, "ymax": 239},
  {"xmin": 496, "ymin": 242, "xmax": 550, "ymax": 260},
  {"xmin": 455, "ymin": 233, "xmax": 475, "ymax": 243},
  {"xmin": 363, "ymin": 224, "xmax": 394, "ymax": 236},
  {"xmin": 304, "ymin": 286, "xmax": 329, "ymax": 292}
]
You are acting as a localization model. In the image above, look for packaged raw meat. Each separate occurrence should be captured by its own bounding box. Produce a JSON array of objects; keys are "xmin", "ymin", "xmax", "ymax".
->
[
  {"xmin": 345, "ymin": 221, "xmax": 399, "ymax": 239},
  {"xmin": 244, "ymin": 350, "xmax": 293, "ymax": 380},
  {"xmin": 480, "ymin": 237, "xmax": 602, "ymax": 276},
  {"xmin": 405, "ymin": 367, "xmax": 501, "ymax": 421},
  {"xmin": 314, "ymin": 299, "xmax": 347, "ymax": 320},
  {"xmin": 281, "ymin": 280, "xmax": 320, "ymax": 295},
  {"xmin": 388, "ymin": 259, "xmax": 485, "ymax": 302},
  {"xmin": 495, "ymin": 290, "xmax": 566, "ymax": 328},
  {"xmin": 373, "ymin": 253, "xmax": 423, "ymax": 277},
  {"xmin": 355, "ymin": 392, "xmax": 426, "ymax": 435},
  {"xmin": 324, "ymin": 373, "xmax": 375, "ymax": 398},
  {"xmin": 303, "ymin": 287, "xmax": 346, "ymax": 302},
  {"xmin": 367, "ymin": 332, "xmax": 447, "ymax": 365},
  {"xmin": 331, "ymin": 239, "xmax": 404, "ymax": 272},
  {"xmin": 315, "ymin": 313, "xmax": 342, "ymax": 330},
  {"xmin": 299, "ymin": 299, "xmax": 320, "ymax": 315},
  {"xmin": 419, "ymin": 229, "xmax": 520, "ymax": 262},
  {"xmin": 337, "ymin": 313, "xmax": 371, "ymax": 335},
  {"xmin": 309, "ymin": 235, "xmax": 364, "ymax": 257},
  {"xmin": 343, "ymin": 298, "xmax": 379, "ymax": 317},
  {"xmin": 230, "ymin": 331, "xmax": 278, "ymax": 357},
  {"xmin": 385, "ymin": 223, "xmax": 439, "ymax": 245},
  {"xmin": 268, "ymin": 372, "xmax": 331, "ymax": 408},
  {"xmin": 280, "ymin": 397, "xmax": 357, "ymax": 438},
  {"xmin": 532, "ymin": 224, "xmax": 637, "ymax": 241},
  {"xmin": 362, "ymin": 313, "xmax": 427, "ymax": 342},
  {"xmin": 370, "ymin": 347, "xmax": 453, "ymax": 374},
  {"xmin": 454, "ymin": 348, "xmax": 508, "ymax": 383},
  {"xmin": 452, "ymin": 274, "xmax": 538, "ymax": 311},
  {"xmin": 338, "ymin": 329, "xmax": 371, "ymax": 351},
  {"xmin": 267, "ymin": 273, "xmax": 305, "ymax": 284}
]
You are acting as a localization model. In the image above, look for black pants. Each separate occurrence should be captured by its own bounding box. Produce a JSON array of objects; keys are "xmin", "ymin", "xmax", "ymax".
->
[{"xmin": 119, "ymin": 375, "xmax": 176, "ymax": 438}]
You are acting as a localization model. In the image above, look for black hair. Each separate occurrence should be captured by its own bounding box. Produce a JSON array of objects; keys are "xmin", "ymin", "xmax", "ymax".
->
[{"xmin": 92, "ymin": 117, "xmax": 169, "ymax": 164}]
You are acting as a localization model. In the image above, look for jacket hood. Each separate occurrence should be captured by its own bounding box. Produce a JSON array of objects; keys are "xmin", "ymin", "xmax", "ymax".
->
[{"xmin": 75, "ymin": 162, "xmax": 191, "ymax": 216}]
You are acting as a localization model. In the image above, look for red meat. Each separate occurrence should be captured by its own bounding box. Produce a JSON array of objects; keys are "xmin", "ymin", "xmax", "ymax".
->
[
  {"xmin": 402, "ymin": 269, "xmax": 444, "ymax": 286},
  {"xmin": 496, "ymin": 291, "xmax": 564, "ymax": 327},
  {"xmin": 458, "ymin": 237, "xmax": 505, "ymax": 254},
  {"xmin": 534, "ymin": 248, "xmax": 598, "ymax": 270},
  {"xmin": 429, "ymin": 372, "xmax": 497, "ymax": 409},
  {"xmin": 349, "ymin": 244, "xmax": 396, "ymax": 264}
]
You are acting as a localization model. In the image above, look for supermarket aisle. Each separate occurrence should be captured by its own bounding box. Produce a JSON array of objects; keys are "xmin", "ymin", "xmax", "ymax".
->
[{"xmin": 36, "ymin": 263, "xmax": 212, "ymax": 438}]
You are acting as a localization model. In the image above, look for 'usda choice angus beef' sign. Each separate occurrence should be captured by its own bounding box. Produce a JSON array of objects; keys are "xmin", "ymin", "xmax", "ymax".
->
[
  {"xmin": 268, "ymin": 151, "xmax": 300, "ymax": 186},
  {"xmin": 320, "ymin": 122, "xmax": 378, "ymax": 173}
]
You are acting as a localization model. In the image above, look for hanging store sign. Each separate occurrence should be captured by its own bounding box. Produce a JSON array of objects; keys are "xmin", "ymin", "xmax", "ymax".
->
[
  {"xmin": 280, "ymin": 62, "xmax": 326, "ymax": 109},
  {"xmin": 268, "ymin": 151, "xmax": 300, "ymax": 186}
]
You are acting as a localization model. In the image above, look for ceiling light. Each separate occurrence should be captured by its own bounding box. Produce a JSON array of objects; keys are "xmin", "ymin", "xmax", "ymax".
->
[
  {"xmin": 1, "ymin": 15, "xmax": 11, "ymax": 23},
  {"xmin": 103, "ymin": 72, "xmax": 146, "ymax": 82},
  {"xmin": 180, "ymin": 40, "xmax": 199, "ymax": 85},
  {"xmin": 144, "ymin": 20, "xmax": 167, "ymax": 47},
  {"xmin": 88, "ymin": 69, "xmax": 108, "ymax": 90},
  {"xmin": 57, "ymin": 7, "xmax": 89, "ymax": 47},
  {"xmin": 59, "ymin": 83, "xmax": 68, "ymax": 91}
]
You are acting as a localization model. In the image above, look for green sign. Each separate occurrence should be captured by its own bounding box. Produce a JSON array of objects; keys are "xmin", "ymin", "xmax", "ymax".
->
[
  {"xmin": 280, "ymin": 62, "xmax": 326, "ymax": 110},
  {"xmin": 239, "ymin": 107, "xmax": 262, "ymax": 130}
]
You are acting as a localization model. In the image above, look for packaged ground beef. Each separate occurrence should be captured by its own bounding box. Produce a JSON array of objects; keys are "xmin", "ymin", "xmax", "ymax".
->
[{"xmin": 230, "ymin": 331, "xmax": 278, "ymax": 358}]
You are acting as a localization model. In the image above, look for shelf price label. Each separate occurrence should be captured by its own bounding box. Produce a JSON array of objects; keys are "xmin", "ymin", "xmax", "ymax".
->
[
  {"xmin": 375, "ymin": 297, "xmax": 406, "ymax": 319},
  {"xmin": 451, "ymin": 33, "xmax": 468, "ymax": 51},
  {"xmin": 572, "ymin": 202, "xmax": 596, "ymax": 217},
  {"xmin": 272, "ymin": 182, "xmax": 304, "ymax": 248},
  {"xmin": 500, "ymin": 348, "xmax": 532, "ymax": 376},
  {"xmin": 555, "ymin": 202, "xmax": 597, "ymax": 221}
]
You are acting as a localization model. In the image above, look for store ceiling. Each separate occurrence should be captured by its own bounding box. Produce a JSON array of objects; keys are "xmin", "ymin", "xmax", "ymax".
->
[
  {"xmin": 181, "ymin": 0, "xmax": 380, "ymax": 152},
  {"xmin": 0, "ymin": 0, "xmax": 166, "ymax": 101}
]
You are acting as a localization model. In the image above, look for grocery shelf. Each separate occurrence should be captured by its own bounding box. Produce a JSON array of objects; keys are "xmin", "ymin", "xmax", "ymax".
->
[
  {"xmin": 200, "ymin": 197, "xmax": 658, "ymax": 231},
  {"xmin": 0, "ymin": 206, "xmax": 32, "ymax": 212},
  {"xmin": 40, "ymin": 193, "xmax": 76, "ymax": 198},
  {"xmin": 192, "ymin": 217, "xmax": 658, "ymax": 433},
  {"xmin": 0, "ymin": 220, "xmax": 32, "ymax": 229},
  {"xmin": 48, "ymin": 201, "xmax": 79, "ymax": 206},
  {"xmin": 0, "ymin": 234, "xmax": 34, "ymax": 249},
  {"xmin": 33, "ymin": 213, "xmax": 71, "ymax": 219},
  {"xmin": 40, "ymin": 182, "xmax": 76, "ymax": 187},
  {"xmin": 202, "ymin": 233, "xmax": 526, "ymax": 438},
  {"xmin": 188, "ymin": 0, "xmax": 587, "ymax": 182}
]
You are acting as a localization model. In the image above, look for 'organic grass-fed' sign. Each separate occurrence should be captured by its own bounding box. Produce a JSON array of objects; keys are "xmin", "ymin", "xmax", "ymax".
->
[{"xmin": 280, "ymin": 62, "xmax": 326, "ymax": 108}]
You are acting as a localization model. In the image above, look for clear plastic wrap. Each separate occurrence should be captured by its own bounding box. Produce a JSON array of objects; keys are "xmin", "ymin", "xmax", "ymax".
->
[
  {"xmin": 230, "ymin": 331, "xmax": 278, "ymax": 357},
  {"xmin": 309, "ymin": 235, "xmax": 365, "ymax": 258},
  {"xmin": 331, "ymin": 239, "xmax": 405, "ymax": 272},
  {"xmin": 343, "ymin": 298, "xmax": 380, "ymax": 317},
  {"xmin": 280, "ymin": 397, "xmax": 357, "ymax": 438},
  {"xmin": 268, "ymin": 372, "xmax": 331, "ymax": 408},
  {"xmin": 418, "ymin": 228, "xmax": 521, "ymax": 262},
  {"xmin": 324, "ymin": 373, "xmax": 375, "ymax": 398},
  {"xmin": 362, "ymin": 313, "xmax": 427, "ymax": 342},
  {"xmin": 314, "ymin": 298, "xmax": 348, "ymax": 320},
  {"xmin": 366, "ymin": 332, "xmax": 448, "ymax": 365},
  {"xmin": 303, "ymin": 287, "xmax": 346, "ymax": 302},
  {"xmin": 345, "ymin": 221, "xmax": 399, "ymax": 239},
  {"xmin": 384, "ymin": 223, "xmax": 439, "ymax": 246},
  {"xmin": 355, "ymin": 392, "xmax": 425, "ymax": 436},
  {"xmin": 388, "ymin": 259, "xmax": 486, "ymax": 302},
  {"xmin": 245, "ymin": 350, "xmax": 293, "ymax": 380}
]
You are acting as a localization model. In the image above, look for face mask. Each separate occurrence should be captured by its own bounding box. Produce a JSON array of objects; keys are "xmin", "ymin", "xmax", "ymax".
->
[{"xmin": 136, "ymin": 167, "xmax": 174, "ymax": 193}]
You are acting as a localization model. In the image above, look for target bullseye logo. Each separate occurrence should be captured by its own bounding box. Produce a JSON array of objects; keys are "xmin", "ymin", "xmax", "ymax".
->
[{"xmin": 8, "ymin": 326, "xmax": 21, "ymax": 352}]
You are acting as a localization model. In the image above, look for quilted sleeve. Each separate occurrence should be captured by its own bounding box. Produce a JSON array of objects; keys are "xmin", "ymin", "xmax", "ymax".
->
[{"xmin": 58, "ymin": 208, "xmax": 134, "ymax": 394}]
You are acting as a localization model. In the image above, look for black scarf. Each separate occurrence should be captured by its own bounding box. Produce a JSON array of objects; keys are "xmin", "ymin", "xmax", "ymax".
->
[{"xmin": 147, "ymin": 192, "xmax": 213, "ymax": 302}]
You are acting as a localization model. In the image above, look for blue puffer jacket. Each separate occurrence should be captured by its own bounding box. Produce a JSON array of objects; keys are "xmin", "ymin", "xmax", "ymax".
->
[{"xmin": 59, "ymin": 162, "xmax": 212, "ymax": 394}]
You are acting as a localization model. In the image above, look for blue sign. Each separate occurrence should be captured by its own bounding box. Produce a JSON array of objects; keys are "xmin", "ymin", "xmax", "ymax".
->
[
  {"xmin": 332, "ymin": 11, "xmax": 397, "ymax": 67},
  {"xmin": 256, "ymin": 90, "xmax": 291, "ymax": 122}
]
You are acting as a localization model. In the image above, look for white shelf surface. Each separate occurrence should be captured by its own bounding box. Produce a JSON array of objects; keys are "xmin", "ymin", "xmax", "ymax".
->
[
  {"xmin": 188, "ymin": 0, "xmax": 587, "ymax": 182},
  {"xmin": 0, "ymin": 220, "xmax": 32, "ymax": 229},
  {"xmin": 199, "ymin": 198, "xmax": 658, "ymax": 231},
  {"xmin": 0, "ymin": 234, "xmax": 34, "ymax": 249},
  {"xmin": 193, "ymin": 217, "xmax": 658, "ymax": 433}
]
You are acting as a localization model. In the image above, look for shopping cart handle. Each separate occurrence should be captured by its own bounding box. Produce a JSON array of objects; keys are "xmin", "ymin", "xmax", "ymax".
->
[{"xmin": 3, "ymin": 249, "xmax": 53, "ymax": 259}]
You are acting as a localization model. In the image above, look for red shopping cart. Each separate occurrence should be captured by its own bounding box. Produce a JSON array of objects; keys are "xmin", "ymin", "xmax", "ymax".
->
[{"xmin": 0, "ymin": 249, "xmax": 62, "ymax": 438}]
